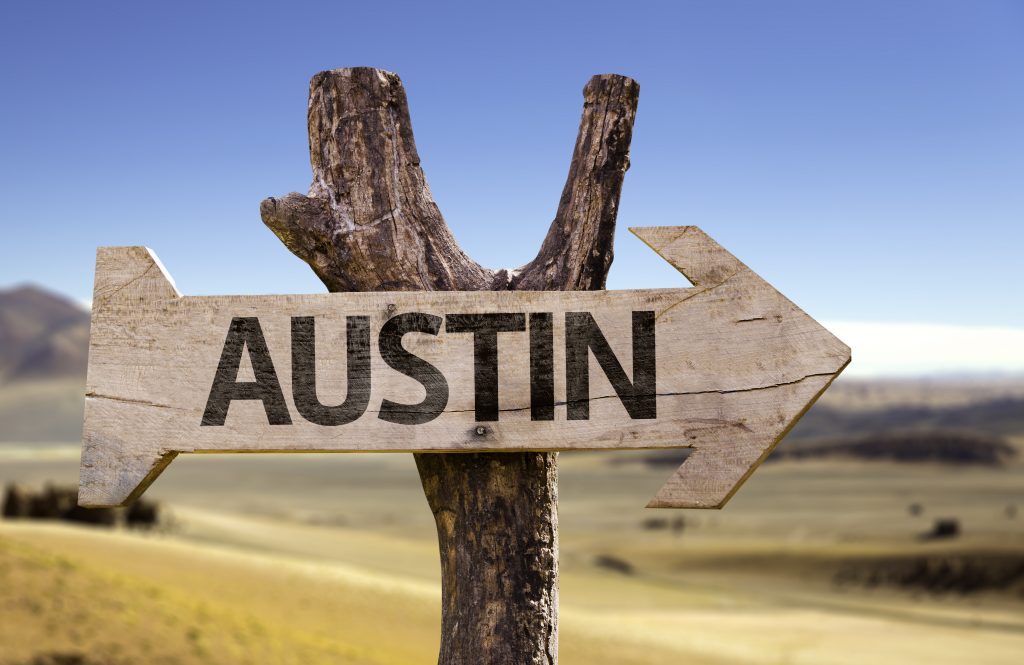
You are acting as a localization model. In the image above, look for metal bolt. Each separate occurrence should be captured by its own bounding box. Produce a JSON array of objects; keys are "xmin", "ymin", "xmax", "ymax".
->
[{"xmin": 475, "ymin": 426, "xmax": 487, "ymax": 436}]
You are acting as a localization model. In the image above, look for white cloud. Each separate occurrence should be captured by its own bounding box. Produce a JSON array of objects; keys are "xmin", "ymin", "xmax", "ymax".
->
[{"xmin": 824, "ymin": 321, "xmax": 1024, "ymax": 377}]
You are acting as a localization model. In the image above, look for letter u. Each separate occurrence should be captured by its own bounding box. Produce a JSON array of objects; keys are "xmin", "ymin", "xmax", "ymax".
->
[{"xmin": 291, "ymin": 316, "xmax": 371, "ymax": 425}]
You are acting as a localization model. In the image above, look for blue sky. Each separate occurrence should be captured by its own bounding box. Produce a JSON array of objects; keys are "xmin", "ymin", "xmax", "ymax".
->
[{"xmin": 1, "ymin": 1, "xmax": 1022, "ymax": 371}]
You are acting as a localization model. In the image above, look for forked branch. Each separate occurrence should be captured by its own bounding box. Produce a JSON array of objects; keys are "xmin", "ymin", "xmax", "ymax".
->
[
  {"xmin": 260, "ymin": 67, "xmax": 638, "ymax": 293},
  {"xmin": 260, "ymin": 67, "xmax": 638, "ymax": 665}
]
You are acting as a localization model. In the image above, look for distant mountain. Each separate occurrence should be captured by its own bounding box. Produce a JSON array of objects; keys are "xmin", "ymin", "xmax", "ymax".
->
[
  {"xmin": 768, "ymin": 430, "xmax": 1018, "ymax": 466},
  {"xmin": 0, "ymin": 285, "xmax": 90, "ymax": 442},
  {"xmin": 641, "ymin": 429, "xmax": 1019, "ymax": 469},
  {"xmin": 0, "ymin": 285, "xmax": 89, "ymax": 383},
  {"xmin": 787, "ymin": 396, "xmax": 1024, "ymax": 441}
]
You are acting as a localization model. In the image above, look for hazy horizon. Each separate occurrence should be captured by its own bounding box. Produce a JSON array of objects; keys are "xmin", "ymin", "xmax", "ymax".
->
[{"xmin": 3, "ymin": 280, "xmax": 1024, "ymax": 379}]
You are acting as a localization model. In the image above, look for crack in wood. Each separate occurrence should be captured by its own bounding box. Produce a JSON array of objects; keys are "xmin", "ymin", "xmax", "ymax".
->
[
  {"xmin": 346, "ymin": 371, "xmax": 835, "ymax": 418},
  {"xmin": 85, "ymin": 392, "xmax": 177, "ymax": 410},
  {"xmin": 96, "ymin": 261, "xmax": 157, "ymax": 304}
]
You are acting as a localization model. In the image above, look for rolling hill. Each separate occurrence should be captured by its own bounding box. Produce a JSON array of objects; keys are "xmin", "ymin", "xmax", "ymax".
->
[
  {"xmin": 0, "ymin": 285, "xmax": 89, "ymax": 442},
  {"xmin": 0, "ymin": 285, "xmax": 89, "ymax": 383}
]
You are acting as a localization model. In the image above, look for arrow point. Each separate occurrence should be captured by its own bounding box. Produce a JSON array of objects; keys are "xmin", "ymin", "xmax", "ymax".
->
[{"xmin": 646, "ymin": 367, "xmax": 849, "ymax": 509}]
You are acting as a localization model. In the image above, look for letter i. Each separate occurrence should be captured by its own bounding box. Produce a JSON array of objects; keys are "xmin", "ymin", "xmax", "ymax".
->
[{"xmin": 530, "ymin": 313, "xmax": 554, "ymax": 421}]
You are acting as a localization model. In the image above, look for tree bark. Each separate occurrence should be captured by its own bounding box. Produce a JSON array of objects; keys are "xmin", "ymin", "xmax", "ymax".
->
[{"xmin": 261, "ymin": 67, "xmax": 638, "ymax": 665}]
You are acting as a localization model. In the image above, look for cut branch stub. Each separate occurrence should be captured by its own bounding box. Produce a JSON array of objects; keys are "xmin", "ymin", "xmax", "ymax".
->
[{"xmin": 260, "ymin": 67, "xmax": 638, "ymax": 665}]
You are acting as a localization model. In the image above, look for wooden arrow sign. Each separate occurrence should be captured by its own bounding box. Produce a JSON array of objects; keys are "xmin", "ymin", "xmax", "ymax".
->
[{"xmin": 79, "ymin": 226, "xmax": 849, "ymax": 509}]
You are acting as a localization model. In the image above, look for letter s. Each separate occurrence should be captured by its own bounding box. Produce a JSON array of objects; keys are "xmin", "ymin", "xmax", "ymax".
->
[{"xmin": 378, "ymin": 313, "xmax": 449, "ymax": 425}]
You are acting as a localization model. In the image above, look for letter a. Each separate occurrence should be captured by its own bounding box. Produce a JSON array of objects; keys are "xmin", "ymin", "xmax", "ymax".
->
[{"xmin": 202, "ymin": 317, "xmax": 292, "ymax": 426}]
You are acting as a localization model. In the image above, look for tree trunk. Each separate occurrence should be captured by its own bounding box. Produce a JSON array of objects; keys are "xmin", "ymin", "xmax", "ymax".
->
[{"xmin": 261, "ymin": 67, "xmax": 638, "ymax": 665}]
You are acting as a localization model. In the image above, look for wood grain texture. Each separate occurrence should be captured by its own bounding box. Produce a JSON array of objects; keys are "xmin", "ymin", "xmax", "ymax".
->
[
  {"xmin": 79, "ymin": 226, "xmax": 849, "ymax": 509},
  {"xmin": 78, "ymin": 68, "xmax": 848, "ymax": 665},
  {"xmin": 259, "ymin": 70, "xmax": 638, "ymax": 295},
  {"xmin": 257, "ymin": 68, "xmax": 638, "ymax": 665}
]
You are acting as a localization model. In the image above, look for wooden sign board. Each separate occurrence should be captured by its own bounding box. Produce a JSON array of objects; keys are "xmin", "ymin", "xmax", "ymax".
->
[{"xmin": 79, "ymin": 226, "xmax": 849, "ymax": 509}]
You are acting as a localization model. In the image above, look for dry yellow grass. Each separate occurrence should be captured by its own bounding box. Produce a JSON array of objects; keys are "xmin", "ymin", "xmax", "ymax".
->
[
  {"xmin": 0, "ymin": 523, "xmax": 707, "ymax": 665},
  {"xmin": 1, "ymin": 445, "xmax": 1022, "ymax": 664}
]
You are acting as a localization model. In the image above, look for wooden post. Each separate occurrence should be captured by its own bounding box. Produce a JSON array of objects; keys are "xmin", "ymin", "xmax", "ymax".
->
[{"xmin": 260, "ymin": 67, "xmax": 638, "ymax": 665}]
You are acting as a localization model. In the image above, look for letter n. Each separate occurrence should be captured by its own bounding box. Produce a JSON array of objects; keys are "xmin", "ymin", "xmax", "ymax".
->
[{"xmin": 565, "ymin": 311, "xmax": 656, "ymax": 420}]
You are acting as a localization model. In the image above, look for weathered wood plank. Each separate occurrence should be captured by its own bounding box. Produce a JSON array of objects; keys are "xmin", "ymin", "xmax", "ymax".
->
[
  {"xmin": 261, "ymin": 68, "xmax": 640, "ymax": 665},
  {"xmin": 79, "ymin": 226, "xmax": 849, "ymax": 508}
]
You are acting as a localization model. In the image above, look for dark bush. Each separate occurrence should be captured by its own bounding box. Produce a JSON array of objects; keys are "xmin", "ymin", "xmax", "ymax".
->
[
  {"xmin": 1, "ymin": 482, "xmax": 158, "ymax": 528},
  {"xmin": 2, "ymin": 484, "xmax": 32, "ymax": 517},
  {"xmin": 835, "ymin": 554, "xmax": 1024, "ymax": 595},
  {"xmin": 594, "ymin": 554, "xmax": 634, "ymax": 575},
  {"xmin": 126, "ymin": 499, "xmax": 159, "ymax": 527},
  {"xmin": 920, "ymin": 518, "xmax": 960, "ymax": 541}
]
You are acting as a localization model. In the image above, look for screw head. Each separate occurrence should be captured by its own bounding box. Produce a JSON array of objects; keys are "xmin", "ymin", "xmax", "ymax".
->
[{"xmin": 475, "ymin": 426, "xmax": 487, "ymax": 436}]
